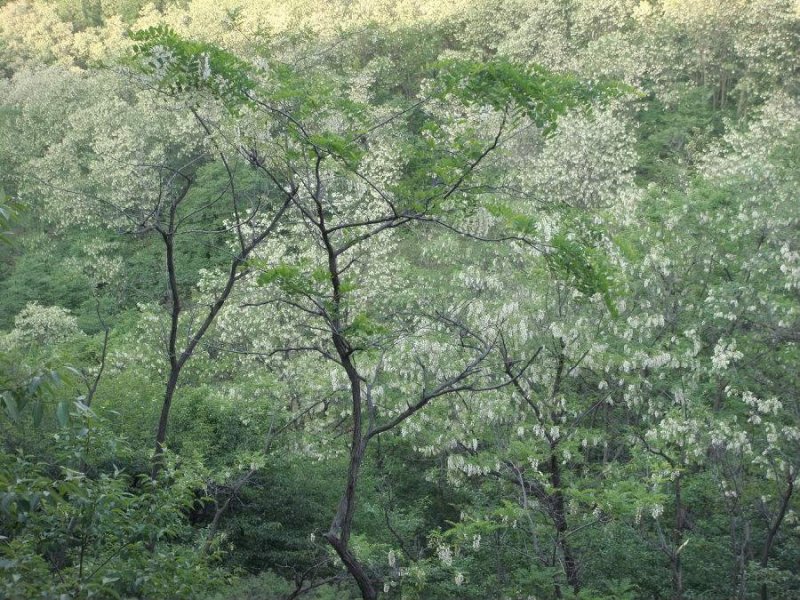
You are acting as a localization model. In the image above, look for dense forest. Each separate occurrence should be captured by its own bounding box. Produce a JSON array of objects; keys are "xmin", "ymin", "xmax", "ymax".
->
[{"xmin": 1, "ymin": 1, "xmax": 799, "ymax": 598}]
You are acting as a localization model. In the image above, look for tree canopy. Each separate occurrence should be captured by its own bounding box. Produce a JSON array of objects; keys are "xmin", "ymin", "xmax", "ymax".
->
[{"xmin": 1, "ymin": 1, "xmax": 799, "ymax": 599}]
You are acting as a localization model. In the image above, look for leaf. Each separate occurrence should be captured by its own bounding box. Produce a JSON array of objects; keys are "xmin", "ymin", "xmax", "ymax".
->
[
  {"xmin": 307, "ymin": 132, "xmax": 364, "ymax": 163},
  {"xmin": 129, "ymin": 26, "xmax": 257, "ymax": 113},
  {"xmin": 74, "ymin": 400, "xmax": 93, "ymax": 416},
  {"xmin": 2, "ymin": 392, "xmax": 19, "ymax": 422},
  {"xmin": 1, "ymin": 493, "xmax": 15, "ymax": 515},
  {"xmin": 484, "ymin": 203, "xmax": 537, "ymax": 235},
  {"xmin": 65, "ymin": 366, "xmax": 84, "ymax": 378},
  {"xmin": 255, "ymin": 263, "xmax": 316, "ymax": 295},
  {"xmin": 31, "ymin": 399, "xmax": 43, "ymax": 428},
  {"xmin": 27, "ymin": 374, "xmax": 42, "ymax": 396},
  {"xmin": 347, "ymin": 314, "xmax": 388, "ymax": 338},
  {"xmin": 56, "ymin": 401, "xmax": 69, "ymax": 428},
  {"xmin": 433, "ymin": 59, "xmax": 623, "ymax": 133}
]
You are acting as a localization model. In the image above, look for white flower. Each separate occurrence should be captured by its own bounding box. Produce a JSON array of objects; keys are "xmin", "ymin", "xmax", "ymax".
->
[
  {"xmin": 437, "ymin": 545, "xmax": 453, "ymax": 567},
  {"xmin": 651, "ymin": 504, "xmax": 664, "ymax": 520},
  {"xmin": 711, "ymin": 339, "xmax": 743, "ymax": 372},
  {"xmin": 472, "ymin": 534, "xmax": 481, "ymax": 550},
  {"xmin": 199, "ymin": 53, "xmax": 211, "ymax": 80}
]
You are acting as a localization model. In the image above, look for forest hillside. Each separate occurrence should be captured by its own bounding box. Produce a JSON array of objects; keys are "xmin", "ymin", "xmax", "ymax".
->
[{"xmin": 1, "ymin": 1, "xmax": 799, "ymax": 598}]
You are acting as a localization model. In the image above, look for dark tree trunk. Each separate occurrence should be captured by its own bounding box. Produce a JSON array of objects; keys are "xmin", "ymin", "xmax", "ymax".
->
[
  {"xmin": 152, "ymin": 367, "xmax": 180, "ymax": 478},
  {"xmin": 550, "ymin": 450, "xmax": 580, "ymax": 594},
  {"xmin": 759, "ymin": 475, "xmax": 795, "ymax": 600},
  {"xmin": 325, "ymin": 528, "xmax": 378, "ymax": 600},
  {"xmin": 672, "ymin": 476, "xmax": 684, "ymax": 600},
  {"xmin": 319, "ymin": 190, "xmax": 378, "ymax": 599}
]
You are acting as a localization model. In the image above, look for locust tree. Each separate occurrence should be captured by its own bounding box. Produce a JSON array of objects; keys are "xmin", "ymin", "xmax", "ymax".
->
[
  {"xmin": 593, "ymin": 92, "xmax": 800, "ymax": 599},
  {"xmin": 7, "ymin": 56, "xmax": 296, "ymax": 477},
  {"xmin": 128, "ymin": 23, "xmax": 624, "ymax": 596},
  {"xmin": 397, "ymin": 102, "xmax": 642, "ymax": 598}
]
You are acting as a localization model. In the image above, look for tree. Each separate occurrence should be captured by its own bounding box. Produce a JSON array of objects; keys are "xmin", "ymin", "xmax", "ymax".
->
[
  {"xmin": 127, "ymin": 24, "xmax": 622, "ymax": 595},
  {"xmin": 9, "ymin": 48, "xmax": 298, "ymax": 477}
]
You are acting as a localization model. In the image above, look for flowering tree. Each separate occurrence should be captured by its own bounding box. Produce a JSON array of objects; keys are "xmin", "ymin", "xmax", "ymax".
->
[
  {"xmin": 6, "ymin": 50, "xmax": 302, "ymax": 476},
  {"xmin": 125, "ymin": 22, "xmax": 627, "ymax": 595},
  {"xmin": 2, "ymin": 2, "xmax": 798, "ymax": 598}
]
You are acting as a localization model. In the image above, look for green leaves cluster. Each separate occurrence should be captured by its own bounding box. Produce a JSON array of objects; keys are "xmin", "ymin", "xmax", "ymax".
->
[
  {"xmin": 434, "ymin": 59, "xmax": 627, "ymax": 132},
  {"xmin": 0, "ymin": 437, "xmax": 223, "ymax": 599},
  {"xmin": 307, "ymin": 131, "xmax": 366, "ymax": 163},
  {"xmin": 255, "ymin": 263, "xmax": 320, "ymax": 296},
  {"xmin": 546, "ymin": 232, "xmax": 618, "ymax": 317},
  {"xmin": 0, "ymin": 368, "xmax": 65, "ymax": 427},
  {"xmin": 130, "ymin": 25, "xmax": 256, "ymax": 109},
  {"xmin": 485, "ymin": 201, "xmax": 619, "ymax": 316}
]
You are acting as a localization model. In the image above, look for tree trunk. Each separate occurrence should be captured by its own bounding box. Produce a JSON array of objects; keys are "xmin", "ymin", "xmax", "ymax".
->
[
  {"xmin": 325, "ymin": 307, "xmax": 377, "ymax": 598},
  {"xmin": 672, "ymin": 476, "xmax": 684, "ymax": 600},
  {"xmin": 325, "ymin": 529, "xmax": 378, "ymax": 600},
  {"xmin": 550, "ymin": 450, "xmax": 580, "ymax": 594},
  {"xmin": 325, "ymin": 424, "xmax": 378, "ymax": 599},
  {"xmin": 759, "ymin": 475, "xmax": 795, "ymax": 600},
  {"xmin": 152, "ymin": 367, "xmax": 180, "ymax": 479},
  {"xmin": 730, "ymin": 516, "xmax": 750, "ymax": 600}
]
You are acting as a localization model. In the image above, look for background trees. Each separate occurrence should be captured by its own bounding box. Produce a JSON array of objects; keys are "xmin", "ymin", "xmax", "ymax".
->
[{"xmin": 1, "ymin": 1, "xmax": 798, "ymax": 599}]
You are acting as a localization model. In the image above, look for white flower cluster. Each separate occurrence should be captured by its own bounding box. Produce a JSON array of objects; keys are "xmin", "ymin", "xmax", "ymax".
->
[
  {"xmin": 650, "ymin": 503, "xmax": 664, "ymax": 520},
  {"xmin": 709, "ymin": 421, "xmax": 752, "ymax": 455},
  {"xmin": 447, "ymin": 454, "xmax": 492, "ymax": 477},
  {"xmin": 65, "ymin": 240, "xmax": 123, "ymax": 287},
  {"xmin": 437, "ymin": 544, "xmax": 453, "ymax": 567},
  {"xmin": 711, "ymin": 338, "xmax": 743, "ymax": 372},
  {"xmin": 779, "ymin": 244, "xmax": 800, "ymax": 290},
  {"xmin": 742, "ymin": 390, "xmax": 783, "ymax": 416},
  {"xmin": 5, "ymin": 302, "xmax": 83, "ymax": 349}
]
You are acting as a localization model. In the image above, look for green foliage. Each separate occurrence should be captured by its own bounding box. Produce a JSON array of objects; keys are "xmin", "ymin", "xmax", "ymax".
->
[
  {"xmin": 346, "ymin": 313, "xmax": 389, "ymax": 342},
  {"xmin": 0, "ymin": 235, "xmax": 97, "ymax": 329},
  {"xmin": 635, "ymin": 86, "xmax": 726, "ymax": 185},
  {"xmin": 0, "ymin": 195, "xmax": 22, "ymax": 246},
  {"xmin": 341, "ymin": 23, "xmax": 455, "ymax": 102},
  {"xmin": 130, "ymin": 25, "xmax": 257, "ymax": 110},
  {"xmin": 2, "ymin": 3, "xmax": 799, "ymax": 600},
  {"xmin": 0, "ymin": 368, "xmax": 64, "ymax": 427},
  {"xmin": 203, "ymin": 570, "xmax": 342, "ymax": 600},
  {"xmin": 308, "ymin": 131, "xmax": 366, "ymax": 163},
  {"xmin": 255, "ymin": 262, "xmax": 316, "ymax": 296},
  {"xmin": 546, "ymin": 231, "xmax": 618, "ymax": 318},
  {"xmin": 221, "ymin": 456, "xmax": 338, "ymax": 577},
  {"xmin": 484, "ymin": 202, "xmax": 537, "ymax": 236},
  {"xmin": 434, "ymin": 59, "xmax": 627, "ymax": 131},
  {"xmin": 0, "ymin": 420, "xmax": 225, "ymax": 599}
]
